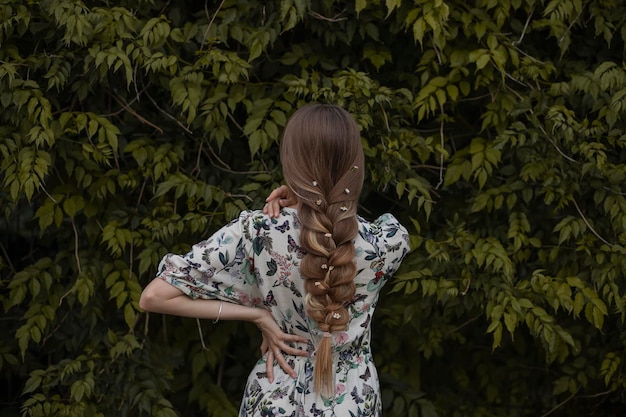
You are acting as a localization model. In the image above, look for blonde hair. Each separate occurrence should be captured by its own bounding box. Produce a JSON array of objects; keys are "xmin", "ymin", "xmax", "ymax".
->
[{"xmin": 280, "ymin": 104, "xmax": 364, "ymax": 397}]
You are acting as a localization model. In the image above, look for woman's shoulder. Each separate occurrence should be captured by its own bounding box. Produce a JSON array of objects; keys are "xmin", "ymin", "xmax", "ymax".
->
[
  {"xmin": 358, "ymin": 212, "xmax": 407, "ymax": 235},
  {"xmin": 234, "ymin": 208, "xmax": 300, "ymax": 234},
  {"xmin": 356, "ymin": 212, "xmax": 410, "ymax": 268},
  {"xmin": 358, "ymin": 212, "xmax": 409, "ymax": 249}
]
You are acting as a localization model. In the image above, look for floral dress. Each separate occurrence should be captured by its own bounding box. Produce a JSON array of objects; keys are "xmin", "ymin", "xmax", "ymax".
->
[{"xmin": 156, "ymin": 207, "xmax": 409, "ymax": 417}]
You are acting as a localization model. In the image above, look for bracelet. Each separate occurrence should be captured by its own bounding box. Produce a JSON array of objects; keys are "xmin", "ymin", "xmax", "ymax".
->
[{"xmin": 213, "ymin": 301, "xmax": 223, "ymax": 324}]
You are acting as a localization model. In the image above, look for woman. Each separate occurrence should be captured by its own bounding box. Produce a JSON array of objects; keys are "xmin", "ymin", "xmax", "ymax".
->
[{"xmin": 139, "ymin": 104, "xmax": 409, "ymax": 416}]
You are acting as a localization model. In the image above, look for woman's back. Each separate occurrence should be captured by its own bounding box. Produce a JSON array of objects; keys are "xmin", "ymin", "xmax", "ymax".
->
[
  {"xmin": 147, "ymin": 104, "xmax": 410, "ymax": 417},
  {"xmin": 158, "ymin": 207, "xmax": 409, "ymax": 416}
]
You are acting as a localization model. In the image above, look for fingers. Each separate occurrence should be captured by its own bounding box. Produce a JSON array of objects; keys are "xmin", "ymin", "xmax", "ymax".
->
[
  {"xmin": 264, "ymin": 186, "xmax": 290, "ymax": 218},
  {"xmin": 266, "ymin": 351, "xmax": 274, "ymax": 383},
  {"xmin": 263, "ymin": 185, "xmax": 299, "ymax": 218},
  {"xmin": 265, "ymin": 185, "xmax": 289, "ymax": 202},
  {"xmin": 266, "ymin": 349, "xmax": 296, "ymax": 382},
  {"xmin": 273, "ymin": 350, "xmax": 296, "ymax": 379},
  {"xmin": 264, "ymin": 342, "xmax": 308, "ymax": 383},
  {"xmin": 281, "ymin": 346, "xmax": 309, "ymax": 357},
  {"xmin": 284, "ymin": 334, "xmax": 310, "ymax": 344},
  {"xmin": 280, "ymin": 336, "xmax": 309, "ymax": 357},
  {"xmin": 263, "ymin": 200, "xmax": 282, "ymax": 218}
]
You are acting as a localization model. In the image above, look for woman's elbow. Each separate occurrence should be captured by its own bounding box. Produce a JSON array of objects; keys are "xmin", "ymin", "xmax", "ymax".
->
[
  {"xmin": 139, "ymin": 283, "xmax": 164, "ymax": 312},
  {"xmin": 139, "ymin": 278, "xmax": 182, "ymax": 312},
  {"xmin": 139, "ymin": 288, "xmax": 155, "ymax": 312}
]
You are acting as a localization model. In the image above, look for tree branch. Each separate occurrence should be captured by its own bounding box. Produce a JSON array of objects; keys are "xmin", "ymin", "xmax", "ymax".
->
[
  {"xmin": 572, "ymin": 198, "xmax": 612, "ymax": 246},
  {"xmin": 540, "ymin": 389, "xmax": 579, "ymax": 417}
]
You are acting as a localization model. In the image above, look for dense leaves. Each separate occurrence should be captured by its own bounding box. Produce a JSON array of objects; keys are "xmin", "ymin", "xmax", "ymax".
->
[{"xmin": 1, "ymin": 1, "xmax": 625, "ymax": 416}]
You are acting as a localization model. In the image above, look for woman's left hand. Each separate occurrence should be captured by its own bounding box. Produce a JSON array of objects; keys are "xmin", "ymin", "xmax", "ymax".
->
[
  {"xmin": 263, "ymin": 185, "xmax": 296, "ymax": 218},
  {"xmin": 254, "ymin": 310, "xmax": 309, "ymax": 383}
]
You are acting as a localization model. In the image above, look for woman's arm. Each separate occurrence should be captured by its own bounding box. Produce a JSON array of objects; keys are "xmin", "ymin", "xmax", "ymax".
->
[
  {"xmin": 140, "ymin": 279, "xmax": 308, "ymax": 381},
  {"xmin": 141, "ymin": 278, "xmax": 260, "ymax": 321}
]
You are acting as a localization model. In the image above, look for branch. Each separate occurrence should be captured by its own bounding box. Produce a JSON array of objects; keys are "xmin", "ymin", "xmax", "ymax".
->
[
  {"xmin": 143, "ymin": 311, "xmax": 150, "ymax": 337},
  {"xmin": 226, "ymin": 193, "xmax": 253, "ymax": 203},
  {"xmin": 41, "ymin": 185, "xmax": 59, "ymax": 204},
  {"xmin": 308, "ymin": 11, "xmax": 348, "ymax": 22},
  {"xmin": 540, "ymin": 389, "xmax": 579, "ymax": 417},
  {"xmin": 379, "ymin": 102, "xmax": 391, "ymax": 133},
  {"xmin": 112, "ymin": 94, "xmax": 164, "ymax": 134},
  {"xmin": 448, "ymin": 314, "xmax": 481, "ymax": 334},
  {"xmin": 191, "ymin": 140, "xmax": 204, "ymax": 178},
  {"xmin": 200, "ymin": 0, "xmax": 227, "ymax": 50},
  {"xmin": 558, "ymin": 7, "xmax": 585, "ymax": 46},
  {"xmin": 602, "ymin": 186, "xmax": 626, "ymax": 196},
  {"xmin": 434, "ymin": 104, "xmax": 445, "ymax": 190},
  {"xmin": 536, "ymin": 122, "xmax": 578, "ymax": 163},
  {"xmin": 72, "ymin": 216, "xmax": 81, "ymax": 274},
  {"xmin": 572, "ymin": 198, "xmax": 612, "ymax": 246},
  {"xmin": 59, "ymin": 217, "xmax": 82, "ymax": 306},
  {"xmin": 460, "ymin": 275, "xmax": 471, "ymax": 296},
  {"xmin": 512, "ymin": 7, "xmax": 534, "ymax": 45},
  {"xmin": 225, "ymin": 110, "xmax": 250, "ymax": 137},
  {"xmin": 143, "ymin": 88, "xmax": 193, "ymax": 134},
  {"xmin": 202, "ymin": 144, "xmax": 270, "ymax": 175},
  {"xmin": 0, "ymin": 240, "xmax": 15, "ymax": 273},
  {"xmin": 196, "ymin": 318, "xmax": 211, "ymax": 351},
  {"xmin": 579, "ymin": 389, "xmax": 614, "ymax": 399}
]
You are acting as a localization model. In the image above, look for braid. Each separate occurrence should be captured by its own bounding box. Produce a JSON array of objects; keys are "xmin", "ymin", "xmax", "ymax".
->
[
  {"xmin": 299, "ymin": 181, "xmax": 359, "ymax": 397},
  {"xmin": 280, "ymin": 103, "xmax": 364, "ymax": 398}
]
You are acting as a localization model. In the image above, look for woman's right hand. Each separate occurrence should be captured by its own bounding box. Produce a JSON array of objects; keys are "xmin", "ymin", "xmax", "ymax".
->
[
  {"xmin": 254, "ymin": 309, "xmax": 309, "ymax": 383},
  {"xmin": 263, "ymin": 185, "xmax": 296, "ymax": 218}
]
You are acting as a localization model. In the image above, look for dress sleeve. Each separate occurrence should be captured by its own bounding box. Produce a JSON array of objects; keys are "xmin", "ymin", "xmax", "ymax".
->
[
  {"xmin": 375, "ymin": 213, "xmax": 410, "ymax": 274},
  {"xmin": 155, "ymin": 210, "xmax": 263, "ymax": 307}
]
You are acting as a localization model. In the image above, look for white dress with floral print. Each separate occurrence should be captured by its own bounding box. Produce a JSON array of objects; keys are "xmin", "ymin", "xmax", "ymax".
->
[{"xmin": 156, "ymin": 207, "xmax": 409, "ymax": 417}]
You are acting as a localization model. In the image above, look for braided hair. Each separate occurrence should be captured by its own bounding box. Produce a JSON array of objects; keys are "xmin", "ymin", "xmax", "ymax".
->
[{"xmin": 280, "ymin": 104, "xmax": 364, "ymax": 397}]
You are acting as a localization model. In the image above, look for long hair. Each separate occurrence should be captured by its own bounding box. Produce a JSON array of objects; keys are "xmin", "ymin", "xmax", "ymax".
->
[{"xmin": 280, "ymin": 104, "xmax": 364, "ymax": 397}]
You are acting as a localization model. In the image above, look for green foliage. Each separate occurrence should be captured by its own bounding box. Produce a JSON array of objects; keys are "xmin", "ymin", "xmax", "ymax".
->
[{"xmin": 1, "ymin": 0, "xmax": 625, "ymax": 416}]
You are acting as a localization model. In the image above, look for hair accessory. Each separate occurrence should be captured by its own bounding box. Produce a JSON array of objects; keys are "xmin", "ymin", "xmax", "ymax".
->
[
  {"xmin": 213, "ymin": 301, "xmax": 223, "ymax": 324},
  {"xmin": 312, "ymin": 181, "xmax": 318, "ymax": 186},
  {"xmin": 316, "ymin": 199, "xmax": 322, "ymax": 206},
  {"xmin": 324, "ymin": 232, "xmax": 332, "ymax": 238},
  {"xmin": 344, "ymin": 188, "xmax": 350, "ymax": 194},
  {"xmin": 328, "ymin": 266, "xmax": 335, "ymax": 271},
  {"xmin": 352, "ymin": 165, "xmax": 359, "ymax": 171},
  {"xmin": 340, "ymin": 205, "xmax": 348, "ymax": 212},
  {"xmin": 321, "ymin": 264, "xmax": 328, "ymax": 270},
  {"xmin": 314, "ymin": 281, "xmax": 322, "ymax": 287},
  {"xmin": 322, "ymin": 332, "xmax": 332, "ymax": 338},
  {"xmin": 332, "ymin": 312, "xmax": 341, "ymax": 319}
]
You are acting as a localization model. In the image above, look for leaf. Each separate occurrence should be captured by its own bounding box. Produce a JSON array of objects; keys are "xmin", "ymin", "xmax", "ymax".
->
[
  {"xmin": 63, "ymin": 195, "xmax": 84, "ymax": 217},
  {"xmin": 124, "ymin": 303, "xmax": 136, "ymax": 329},
  {"xmin": 266, "ymin": 259, "xmax": 278, "ymax": 276},
  {"xmin": 385, "ymin": 0, "xmax": 402, "ymax": 16},
  {"xmin": 355, "ymin": 0, "xmax": 367, "ymax": 15},
  {"xmin": 22, "ymin": 371, "xmax": 43, "ymax": 394}
]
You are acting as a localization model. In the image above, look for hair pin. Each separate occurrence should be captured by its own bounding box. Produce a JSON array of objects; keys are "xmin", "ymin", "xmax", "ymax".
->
[
  {"xmin": 324, "ymin": 232, "xmax": 332, "ymax": 238},
  {"xmin": 316, "ymin": 199, "xmax": 322, "ymax": 206},
  {"xmin": 344, "ymin": 188, "xmax": 350, "ymax": 194},
  {"xmin": 321, "ymin": 264, "xmax": 328, "ymax": 270},
  {"xmin": 322, "ymin": 331, "xmax": 332, "ymax": 338},
  {"xmin": 332, "ymin": 312, "xmax": 341, "ymax": 319},
  {"xmin": 352, "ymin": 165, "xmax": 359, "ymax": 171},
  {"xmin": 328, "ymin": 266, "xmax": 335, "ymax": 271},
  {"xmin": 340, "ymin": 205, "xmax": 348, "ymax": 212},
  {"xmin": 312, "ymin": 181, "xmax": 318, "ymax": 186},
  {"xmin": 314, "ymin": 281, "xmax": 321, "ymax": 287}
]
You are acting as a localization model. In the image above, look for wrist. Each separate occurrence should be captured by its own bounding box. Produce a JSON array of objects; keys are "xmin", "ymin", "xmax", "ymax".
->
[{"xmin": 252, "ymin": 308, "xmax": 271, "ymax": 328}]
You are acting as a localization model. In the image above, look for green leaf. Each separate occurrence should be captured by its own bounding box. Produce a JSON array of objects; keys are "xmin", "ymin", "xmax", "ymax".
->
[{"xmin": 355, "ymin": 0, "xmax": 367, "ymax": 15}]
